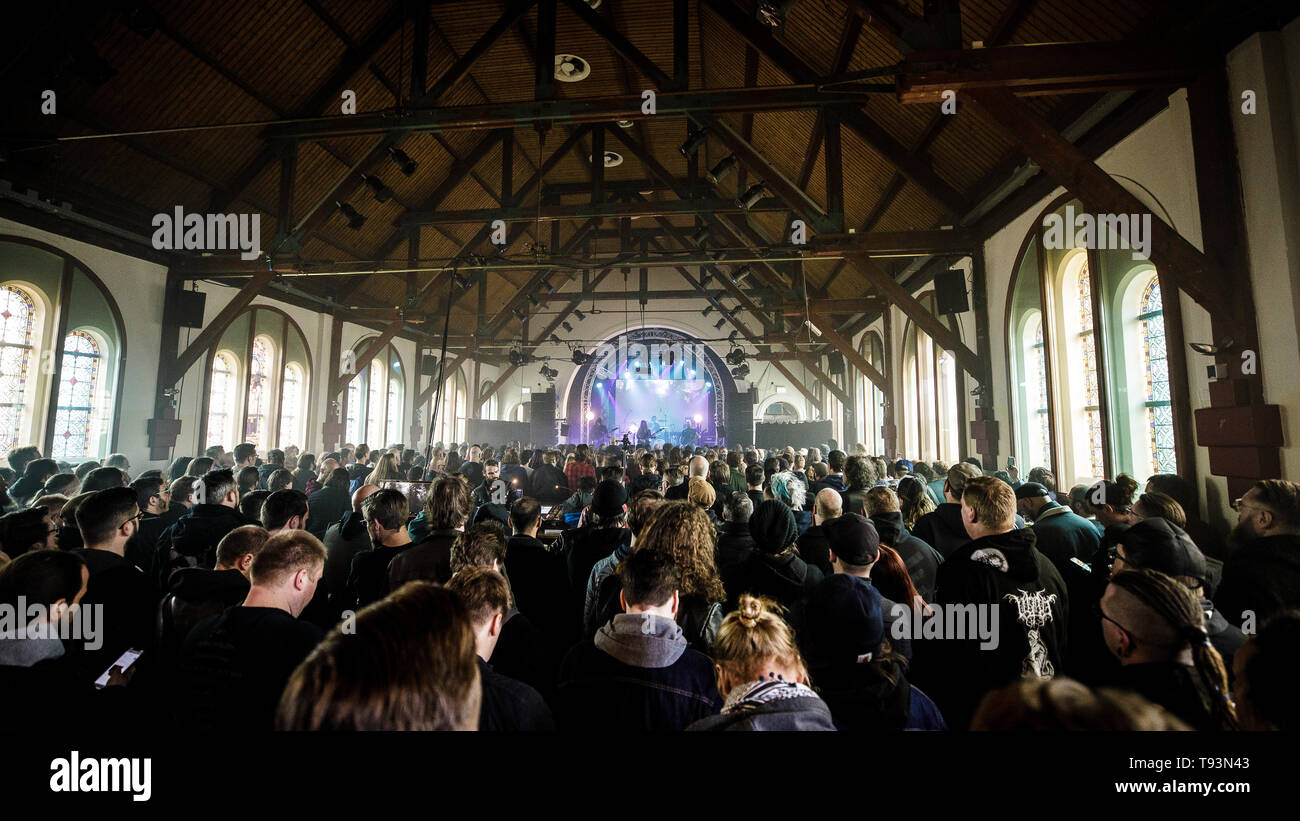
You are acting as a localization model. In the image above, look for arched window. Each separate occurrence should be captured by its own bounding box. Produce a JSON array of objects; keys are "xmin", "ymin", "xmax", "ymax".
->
[
  {"xmin": 901, "ymin": 296, "xmax": 960, "ymax": 462},
  {"xmin": 345, "ymin": 341, "xmax": 404, "ymax": 449},
  {"xmin": 1060, "ymin": 255, "xmax": 1104, "ymax": 481},
  {"xmin": 1024, "ymin": 315, "xmax": 1051, "ymax": 471},
  {"xmin": 435, "ymin": 368, "xmax": 466, "ymax": 445},
  {"xmin": 200, "ymin": 306, "xmax": 311, "ymax": 454},
  {"xmin": 244, "ymin": 335, "xmax": 275, "ymax": 449},
  {"xmin": 858, "ymin": 332, "xmax": 885, "ymax": 454},
  {"xmin": 763, "ymin": 401, "xmax": 800, "ymax": 422},
  {"xmin": 279, "ymin": 362, "xmax": 305, "ymax": 449},
  {"xmin": 0, "ymin": 285, "xmax": 38, "ymax": 459},
  {"xmin": 50, "ymin": 331, "xmax": 102, "ymax": 460},
  {"xmin": 207, "ymin": 351, "xmax": 239, "ymax": 450}
]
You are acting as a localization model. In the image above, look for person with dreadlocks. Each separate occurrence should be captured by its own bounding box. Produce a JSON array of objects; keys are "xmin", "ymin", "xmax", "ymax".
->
[{"xmin": 1098, "ymin": 568, "xmax": 1238, "ymax": 732}]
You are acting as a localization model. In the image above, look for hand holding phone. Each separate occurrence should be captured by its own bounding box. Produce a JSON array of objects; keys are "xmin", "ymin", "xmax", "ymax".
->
[{"xmin": 94, "ymin": 648, "xmax": 142, "ymax": 689}]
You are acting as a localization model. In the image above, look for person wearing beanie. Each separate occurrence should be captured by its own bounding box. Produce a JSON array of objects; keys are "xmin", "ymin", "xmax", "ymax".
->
[
  {"xmin": 804, "ymin": 574, "xmax": 947, "ymax": 731},
  {"xmin": 553, "ymin": 479, "xmax": 632, "ymax": 629},
  {"xmin": 1113, "ymin": 518, "xmax": 1244, "ymax": 668},
  {"xmin": 687, "ymin": 477, "xmax": 720, "ymax": 527},
  {"xmin": 1015, "ymin": 481, "xmax": 1101, "ymax": 576},
  {"xmin": 725, "ymin": 501, "xmax": 823, "ymax": 635}
]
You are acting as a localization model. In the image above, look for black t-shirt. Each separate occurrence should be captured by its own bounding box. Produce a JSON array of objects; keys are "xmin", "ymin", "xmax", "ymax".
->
[
  {"xmin": 477, "ymin": 657, "xmax": 554, "ymax": 732},
  {"xmin": 177, "ymin": 606, "xmax": 323, "ymax": 731}
]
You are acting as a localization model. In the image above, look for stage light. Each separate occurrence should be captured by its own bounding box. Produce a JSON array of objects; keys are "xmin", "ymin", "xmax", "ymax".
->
[
  {"xmin": 585, "ymin": 411, "xmax": 595, "ymax": 421},
  {"xmin": 725, "ymin": 347, "xmax": 748, "ymax": 366},
  {"xmin": 690, "ymin": 226, "xmax": 711, "ymax": 247},
  {"xmin": 730, "ymin": 363, "xmax": 749, "ymax": 380},
  {"xmin": 757, "ymin": 0, "xmax": 800, "ymax": 30},
  {"xmin": 737, "ymin": 182, "xmax": 766, "ymax": 209},
  {"xmin": 701, "ymin": 270, "xmax": 712, "ymax": 285},
  {"xmin": 528, "ymin": 294, "xmax": 540, "ymax": 307},
  {"xmin": 689, "ymin": 369, "xmax": 696, "ymax": 378},
  {"xmin": 693, "ymin": 414, "xmax": 702, "ymax": 423},
  {"xmin": 574, "ymin": 309, "xmax": 586, "ymax": 321},
  {"xmin": 539, "ymin": 364, "xmax": 558, "ymax": 379},
  {"xmin": 513, "ymin": 307, "xmax": 527, "ymax": 321},
  {"xmin": 706, "ymin": 154, "xmax": 737, "ymax": 185},
  {"xmin": 562, "ymin": 321, "xmax": 574, "ymax": 332},
  {"xmin": 728, "ymin": 330, "xmax": 739, "ymax": 343},
  {"xmin": 389, "ymin": 147, "xmax": 418, "ymax": 176},
  {"xmin": 679, "ymin": 127, "xmax": 708, "ymax": 157},
  {"xmin": 336, "ymin": 202, "xmax": 366, "ymax": 229},
  {"xmin": 362, "ymin": 174, "xmax": 392, "ymax": 203},
  {"xmin": 705, "ymin": 381, "xmax": 713, "ymax": 388},
  {"xmin": 714, "ymin": 318, "xmax": 726, "ymax": 329},
  {"xmin": 508, "ymin": 346, "xmax": 528, "ymax": 366},
  {"xmin": 595, "ymin": 381, "xmax": 603, "ymax": 389},
  {"xmin": 451, "ymin": 272, "xmax": 471, "ymax": 291},
  {"xmin": 731, "ymin": 265, "xmax": 751, "ymax": 285},
  {"xmin": 572, "ymin": 349, "xmax": 589, "ymax": 365},
  {"xmin": 702, "ymin": 306, "xmax": 714, "ymax": 317},
  {"xmin": 550, "ymin": 333, "xmax": 562, "ymax": 345}
]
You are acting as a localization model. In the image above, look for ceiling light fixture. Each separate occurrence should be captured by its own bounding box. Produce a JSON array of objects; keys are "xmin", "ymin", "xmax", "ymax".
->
[
  {"xmin": 336, "ymin": 202, "xmax": 365, "ymax": 229},
  {"xmin": 706, "ymin": 155, "xmax": 738, "ymax": 185},
  {"xmin": 388, "ymin": 147, "xmax": 418, "ymax": 176}
]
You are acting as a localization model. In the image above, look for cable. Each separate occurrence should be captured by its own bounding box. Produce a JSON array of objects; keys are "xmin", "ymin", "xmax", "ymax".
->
[{"xmin": 424, "ymin": 259, "xmax": 456, "ymax": 464}]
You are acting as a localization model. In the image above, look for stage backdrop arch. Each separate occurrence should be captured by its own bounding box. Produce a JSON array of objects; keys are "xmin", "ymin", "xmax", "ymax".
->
[{"xmin": 562, "ymin": 328, "xmax": 741, "ymax": 447}]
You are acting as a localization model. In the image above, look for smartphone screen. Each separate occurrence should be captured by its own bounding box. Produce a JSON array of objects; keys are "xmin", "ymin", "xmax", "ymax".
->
[{"xmin": 93, "ymin": 648, "xmax": 142, "ymax": 689}]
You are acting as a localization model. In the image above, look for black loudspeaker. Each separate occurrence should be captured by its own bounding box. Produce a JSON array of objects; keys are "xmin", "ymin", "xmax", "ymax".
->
[
  {"xmin": 530, "ymin": 391, "xmax": 556, "ymax": 446},
  {"xmin": 559, "ymin": 421, "xmax": 570, "ymax": 437},
  {"xmin": 935, "ymin": 269, "xmax": 970, "ymax": 314},
  {"xmin": 749, "ymin": 386, "xmax": 759, "ymax": 405},
  {"xmin": 826, "ymin": 353, "xmax": 845, "ymax": 375},
  {"xmin": 176, "ymin": 290, "xmax": 207, "ymax": 328},
  {"xmin": 420, "ymin": 355, "xmax": 441, "ymax": 376}
]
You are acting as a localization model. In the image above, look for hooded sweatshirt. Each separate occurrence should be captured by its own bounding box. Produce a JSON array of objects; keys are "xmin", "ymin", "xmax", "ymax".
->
[
  {"xmin": 557, "ymin": 612, "xmax": 720, "ymax": 731},
  {"xmin": 159, "ymin": 503, "xmax": 253, "ymax": 569},
  {"xmin": 911, "ymin": 526, "xmax": 1069, "ymax": 729}
]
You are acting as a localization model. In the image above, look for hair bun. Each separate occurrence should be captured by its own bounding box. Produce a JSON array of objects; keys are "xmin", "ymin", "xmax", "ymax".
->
[{"xmin": 737, "ymin": 595, "xmax": 764, "ymax": 627}]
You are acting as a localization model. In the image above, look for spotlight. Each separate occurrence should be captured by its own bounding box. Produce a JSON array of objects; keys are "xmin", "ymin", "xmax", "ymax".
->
[
  {"xmin": 336, "ymin": 202, "xmax": 366, "ymax": 229},
  {"xmin": 714, "ymin": 318, "xmax": 726, "ymax": 330},
  {"xmin": 725, "ymin": 347, "xmax": 748, "ymax": 366},
  {"xmin": 690, "ymin": 226, "xmax": 711, "ymax": 247},
  {"xmin": 451, "ymin": 272, "xmax": 471, "ymax": 291},
  {"xmin": 389, "ymin": 147, "xmax": 418, "ymax": 176},
  {"xmin": 706, "ymin": 155, "xmax": 738, "ymax": 185},
  {"xmin": 701, "ymin": 270, "xmax": 712, "ymax": 285},
  {"xmin": 731, "ymin": 264, "xmax": 751, "ymax": 285},
  {"xmin": 513, "ymin": 307, "xmax": 526, "ymax": 321},
  {"xmin": 549, "ymin": 333, "xmax": 562, "ymax": 345},
  {"xmin": 693, "ymin": 414, "xmax": 703, "ymax": 423},
  {"xmin": 729, "ymin": 306, "xmax": 743, "ymax": 317},
  {"xmin": 679, "ymin": 127, "xmax": 708, "ymax": 157},
  {"xmin": 527, "ymin": 294, "xmax": 540, "ymax": 307},
  {"xmin": 728, "ymin": 330, "xmax": 739, "ymax": 343},
  {"xmin": 737, "ymin": 182, "xmax": 766, "ymax": 209},
  {"xmin": 702, "ymin": 306, "xmax": 714, "ymax": 317},
  {"xmin": 508, "ymin": 346, "xmax": 527, "ymax": 366},
  {"xmin": 572, "ymin": 349, "xmax": 590, "ymax": 365},
  {"xmin": 757, "ymin": 0, "xmax": 800, "ymax": 30},
  {"xmin": 730, "ymin": 363, "xmax": 750, "ymax": 380},
  {"xmin": 362, "ymin": 174, "xmax": 392, "ymax": 203},
  {"xmin": 561, "ymin": 321, "xmax": 574, "ymax": 332},
  {"xmin": 574, "ymin": 309, "xmax": 586, "ymax": 321},
  {"xmin": 585, "ymin": 411, "xmax": 595, "ymax": 421},
  {"xmin": 539, "ymin": 364, "xmax": 559, "ymax": 380}
]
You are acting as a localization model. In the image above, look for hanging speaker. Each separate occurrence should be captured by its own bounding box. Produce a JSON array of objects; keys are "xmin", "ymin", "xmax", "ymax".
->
[
  {"xmin": 826, "ymin": 353, "xmax": 845, "ymax": 375},
  {"xmin": 176, "ymin": 290, "xmax": 207, "ymax": 328},
  {"xmin": 749, "ymin": 386, "xmax": 759, "ymax": 405},
  {"xmin": 420, "ymin": 355, "xmax": 441, "ymax": 376},
  {"xmin": 935, "ymin": 269, "xmax": 969, "ymax": 315}
]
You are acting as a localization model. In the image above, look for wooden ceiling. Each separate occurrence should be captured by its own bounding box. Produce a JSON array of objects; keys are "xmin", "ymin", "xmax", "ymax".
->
[{"xmin": 0, "ymin": 0, "xmax": 1178, "ymax": 343}]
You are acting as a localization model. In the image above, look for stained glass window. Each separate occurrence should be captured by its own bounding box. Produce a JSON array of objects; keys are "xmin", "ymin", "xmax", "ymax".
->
[
  {"xmin": 1029, "ymin": 319, "xmax": 1050, "ymax": 469},
  {"xmin": 279, "ymin": 362, "xmax": 304, "ymax": 449},
  {"xmin": 51, "ymin": 331, "xmax": 100, "ymax": 460},
  {"xmin": 1076, "ymin": 261, "xmax": 1104, "ymax": 478},
  {"xmin": 1139, "ymin": 277, "xmax": 1176, "ymax": 473},
  {"xmin": 345, "ymin": 377, "xmax": 363, "ymax": 445},
  {"xmin": 0, "ymin": 285, "xmax": 36, "ymax": 459},
  {"xmin": 207, "ymin": 352, "xmax": 237, "ymax": 450},
  {"xmin": 244, "ymin": 336, "xmax": 273, "ymax": 449}
]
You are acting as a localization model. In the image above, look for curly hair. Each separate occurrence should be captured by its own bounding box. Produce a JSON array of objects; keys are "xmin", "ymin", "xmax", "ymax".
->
[{"xmin": 632, "ymin": 500, "xmax": 725, "ymax": 603}]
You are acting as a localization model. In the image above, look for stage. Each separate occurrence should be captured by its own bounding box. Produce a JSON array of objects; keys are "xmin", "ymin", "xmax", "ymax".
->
[{"xmin": 586, "ymin": 377, "xmax": 713, "ymax": 447}]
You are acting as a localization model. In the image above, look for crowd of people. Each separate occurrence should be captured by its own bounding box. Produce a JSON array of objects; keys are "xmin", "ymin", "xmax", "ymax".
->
[{"xmin": 1, "ymin": 437, "xmax": 1297, "ymax": 732}]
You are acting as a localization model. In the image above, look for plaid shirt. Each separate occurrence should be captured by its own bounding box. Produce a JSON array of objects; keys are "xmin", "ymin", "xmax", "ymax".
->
[{"xmin": 565, "ymin": 459, "xmax": 596, "ymax": 491}]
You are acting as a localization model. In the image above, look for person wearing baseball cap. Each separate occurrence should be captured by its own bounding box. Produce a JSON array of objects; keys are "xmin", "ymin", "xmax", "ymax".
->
[
  {"xmin": 804, "ymin": 573, "xmax": 947, "ymax": 731},
  {"xmin": 820, "ymin": 512, "xmax": 913, "ymax": 662},
  {"xmin": 1015, "ymin": 481, "xmax": 1101, "ymax": 576},
  {"xmin": 1114, "ymin": 517, "xmax": 1244, "ymax": 666},
  {"xmin": 552, "ymin": 479, "xmax": 632, "ymax": 636}
]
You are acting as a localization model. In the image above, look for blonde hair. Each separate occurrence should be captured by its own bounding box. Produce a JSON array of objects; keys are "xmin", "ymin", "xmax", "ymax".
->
[{"xmin": 713, "ymin": 594, "xmax": 808, "ymax": 683}]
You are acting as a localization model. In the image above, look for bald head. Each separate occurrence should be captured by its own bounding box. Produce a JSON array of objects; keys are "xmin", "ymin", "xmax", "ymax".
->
[
  {"xmin": 688, "ymin": 455, "xmax": 709, "ymax": 478},
  {"xmin": 814, "ymin": 488, "xmax": 843, "ymax": 523},
  {"xmin": 352, "ymin": 483, "xmax": 380, "ymax": 512}
]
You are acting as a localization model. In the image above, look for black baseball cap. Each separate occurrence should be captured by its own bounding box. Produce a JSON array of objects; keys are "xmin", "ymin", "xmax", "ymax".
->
[
  {"xmin": 821, "ymin": 513, "xmax": 881, "ymax": 565},
  {"xmin": 1014, "ymin": 482, "xmax": 1052, "ymax": 500},
  {"xmin": 1116, "ymin": 518, "xmax": 1207, "ymax": 587}
]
